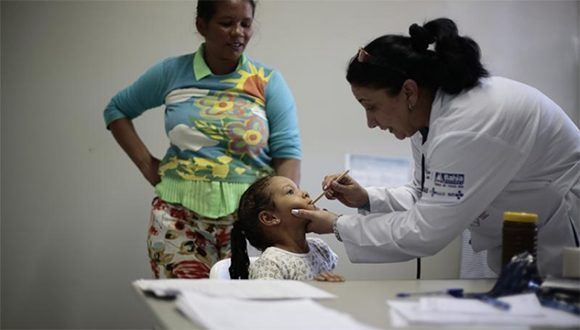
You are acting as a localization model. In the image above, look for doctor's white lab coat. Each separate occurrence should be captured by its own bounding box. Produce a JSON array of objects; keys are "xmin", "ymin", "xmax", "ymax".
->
[{"xmin": 337, "ymin": 77, "xmax": 580, "ymax": 276}]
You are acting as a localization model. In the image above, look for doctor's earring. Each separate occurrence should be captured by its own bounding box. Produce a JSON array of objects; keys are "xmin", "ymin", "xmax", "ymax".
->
[{"xmin": 408, "ymin": 103, "xmax": 414, "ymax": 111}]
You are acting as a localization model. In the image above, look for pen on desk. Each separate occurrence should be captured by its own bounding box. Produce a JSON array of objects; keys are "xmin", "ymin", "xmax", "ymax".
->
[
  {"xmin": 396, "ymin": 288, "xmax": 464, "ymax": 298},
  {"xmin": 470, "ymin": 294, "xmax": 511, "ymax": 311},
  {"xmin": 310, "ymin": 170, "xmax": 350, "ymax": 205}
]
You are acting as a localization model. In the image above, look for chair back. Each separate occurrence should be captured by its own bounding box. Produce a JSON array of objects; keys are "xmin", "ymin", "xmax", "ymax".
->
[{"xmin": 209, "ymin": 257, "xmax": 258, "ymax": 279}]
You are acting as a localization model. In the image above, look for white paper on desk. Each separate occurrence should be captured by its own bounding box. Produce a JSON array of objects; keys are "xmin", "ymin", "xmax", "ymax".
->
[
  {"xmin": 177, "ymin": 291, "xmax": 379, "ymax": 330},
  {"xmin": 419, "ymin": 294, "xmax": 542, "ymax": 315},
  {"xmin": 387, "ymin": 293, "xmax": 580, "ymax": 328},
  {"xmin": 133, "ymin": 279, "xmax": 335, "ymax": 299}
]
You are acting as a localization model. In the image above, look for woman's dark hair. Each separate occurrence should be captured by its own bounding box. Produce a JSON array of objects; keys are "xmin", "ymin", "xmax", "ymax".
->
[
  {"xmin": 229, "ymin": 175, "xmax": 275, "ymax": 279},
  {"xmin": 347, "ymin": 18, "xmax": 488, "ymax": 95},
  {"xmin": 196, "ymin": 0, "xmax": 256, "ymax": 21}
]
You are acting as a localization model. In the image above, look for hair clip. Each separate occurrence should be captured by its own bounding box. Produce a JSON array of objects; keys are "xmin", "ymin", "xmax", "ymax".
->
[
  {"xmin": 357, "ymin": 47, "xmax": 373, "ymax": 63},
  {"xmin": 356, "ymin": 46, "xmax": 408, "ymax": 77}
]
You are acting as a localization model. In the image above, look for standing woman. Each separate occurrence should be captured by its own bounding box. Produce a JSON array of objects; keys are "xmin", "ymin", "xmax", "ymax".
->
[
  {"xmin": 104, "ymin": 0, "xmax": 301, "ymax": 278},
  {"xmin": 294, "ymin": 18, "xmax": 579, "ymax": 276}
]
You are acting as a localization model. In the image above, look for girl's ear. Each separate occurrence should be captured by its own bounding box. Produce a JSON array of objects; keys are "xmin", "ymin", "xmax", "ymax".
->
[{"xmin": 258, "ymin": 210, "xmax": 280, "ymax": 226}]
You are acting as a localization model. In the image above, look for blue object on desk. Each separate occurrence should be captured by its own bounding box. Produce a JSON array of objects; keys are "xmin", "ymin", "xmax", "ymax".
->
[
  {"xmin": 487, "ymin": 251, "xmax": 541, "ymax": 298},
  {"xmin": 539, "ymin": 295, "xmax": 580, "ymax": 316},
  {"xmin": 396, "ymin": 288, "xmax": 464, "ymax": 298},
  {"xmin": 467, "ymin": 293, "xmax": 511, "ymax": 311}
]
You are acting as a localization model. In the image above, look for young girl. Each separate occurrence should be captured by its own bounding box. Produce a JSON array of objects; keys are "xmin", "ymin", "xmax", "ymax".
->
[{"xmin": 229, "ymin": 176, "xmax": 343, "ymax": 281}]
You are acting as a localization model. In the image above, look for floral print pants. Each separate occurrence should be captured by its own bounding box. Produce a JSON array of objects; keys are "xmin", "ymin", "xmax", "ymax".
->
[{"xmin": 147, "ymin": 197, "xmax": 235, "ymax": 279}]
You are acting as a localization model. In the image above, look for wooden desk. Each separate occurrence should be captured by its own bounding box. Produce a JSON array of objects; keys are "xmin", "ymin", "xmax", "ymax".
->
[{"xmin": 133, "ymin": 279, "xmax": 502, "ymax": 329}]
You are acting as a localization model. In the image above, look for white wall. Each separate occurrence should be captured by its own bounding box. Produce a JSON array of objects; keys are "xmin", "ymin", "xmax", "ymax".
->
[{"xmin": 2, "ymin": 1, "xmax": 578, "ymax": 328}]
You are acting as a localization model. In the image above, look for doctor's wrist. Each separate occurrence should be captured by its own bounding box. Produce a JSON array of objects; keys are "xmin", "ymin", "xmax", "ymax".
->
[{"xmin": 332, "ymin": 216, "xmax": 343, "ymax": 242}]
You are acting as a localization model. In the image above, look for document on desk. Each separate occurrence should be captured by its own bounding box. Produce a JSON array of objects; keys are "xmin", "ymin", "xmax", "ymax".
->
[
  {"xmin": 387, "ymin": 293, "xmax": 580, "ymax": 327},
  {"xmin": 176, "ymin": 291, "xmax": 379, "ymax": 330},
  {"xmin": 133, "ymin": 279, "xmax": 335, "ymax": 299}
]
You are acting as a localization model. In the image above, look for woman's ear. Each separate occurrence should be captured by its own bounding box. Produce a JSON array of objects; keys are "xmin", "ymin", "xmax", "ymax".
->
[
  {"xmin": 402, "ymin": 79, "xmax": 419, "ymax": 107},
  {"xmin": 195, "ymin": 18, "xmax": 207, "ymax": 37},
  {"xmin": 258, "ymin": 210, "xmax": 280, "ymax": 226}
]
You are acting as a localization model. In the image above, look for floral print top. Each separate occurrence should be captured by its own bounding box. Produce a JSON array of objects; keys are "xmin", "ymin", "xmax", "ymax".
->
[
  {"xmin": 104, "ymin": 44, "xmax": 301, "ymax": 218},
  {"xmin": 249, "ymin": 238, "xmax": 338, "ymax": 280}
]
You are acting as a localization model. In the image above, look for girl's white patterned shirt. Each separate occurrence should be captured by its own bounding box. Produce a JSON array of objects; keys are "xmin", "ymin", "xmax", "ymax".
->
[{"xmin": 249, "ymin": 237, "xmax": 338, "ymax": 280}]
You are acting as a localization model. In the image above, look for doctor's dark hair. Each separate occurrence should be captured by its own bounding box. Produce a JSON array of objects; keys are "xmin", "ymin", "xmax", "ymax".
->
[
  {"xmin": 229, "ymin": 175, "xmax": 275, "ymax": 280},
  {"xmin": 347, "ymin": 18, "xmax": 488, "ymax": 95},
  {"xmin": 196, "ymin": 0, "xmax": 256, "ymax": 21}
]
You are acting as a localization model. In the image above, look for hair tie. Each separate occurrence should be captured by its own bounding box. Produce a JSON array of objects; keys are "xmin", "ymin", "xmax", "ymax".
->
[{"xmin": 409, "ymin": 23, "xmax": 435, "ymax": 52}]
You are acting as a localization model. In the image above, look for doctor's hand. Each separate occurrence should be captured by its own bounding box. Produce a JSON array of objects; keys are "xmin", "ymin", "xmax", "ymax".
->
[
  {"xmin": 322, "ymin": 173, "xmax": 369, "ymax": 209},
  {"xmin": 291, "ymin": 208, "xmax": 337, "ymax": 235}
]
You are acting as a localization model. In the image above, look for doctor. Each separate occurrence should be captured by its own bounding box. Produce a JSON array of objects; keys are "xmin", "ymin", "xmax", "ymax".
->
[{"xmin": 292, "ymin": 18, "xmax": 580, "ymax": 276}]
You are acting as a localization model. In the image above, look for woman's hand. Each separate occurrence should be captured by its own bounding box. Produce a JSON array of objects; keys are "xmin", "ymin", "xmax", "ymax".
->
[
  {"xmin": 109, "ymin": 118, "xmax": 161, "ymax": 187},
  {"xmin": 314, "ymin": 271, "xmax": 345, "ymax": 282},
  {"xmin": 322, "ymin": 173, "xmax": 369, "ymax": 208},
  {"xmin": 138, "ymin": 156, "xmax": 161, "ymax": 187},
  {"xmin": 291, "ymin": 209, "xmax": 337, "ymax": 234}
]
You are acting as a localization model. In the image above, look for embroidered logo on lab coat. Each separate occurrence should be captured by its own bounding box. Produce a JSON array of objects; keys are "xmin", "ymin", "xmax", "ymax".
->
[
  {"xmin": 430, "ymin": 187, "xmax": 446, "ymax": 197},
  {"xmin": 434, "ymin": 172, "xmax": 464, "ymax": 188},
  {"xmin": 425, "ymin": 172, "xmax": 466, "ymax": 202},
  {"xmin": 429, "ymin": 187, "xmax": 464, "ymax": 199}
]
